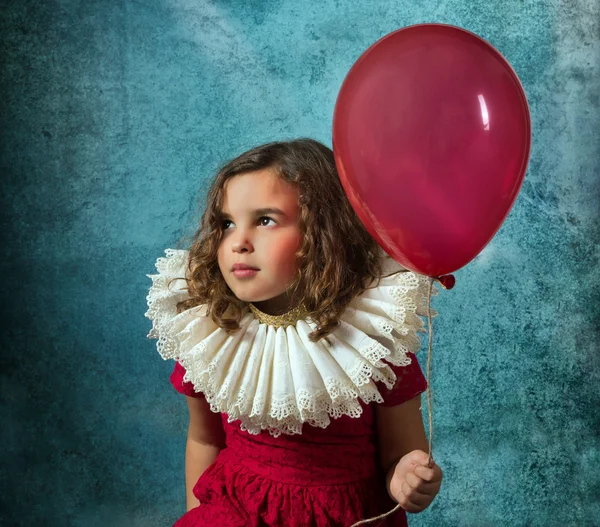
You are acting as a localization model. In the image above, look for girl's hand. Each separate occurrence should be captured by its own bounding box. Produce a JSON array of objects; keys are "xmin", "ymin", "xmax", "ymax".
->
[{"xmin": 389, "ymin": 450, "xmax": 443, "ymax": 513}]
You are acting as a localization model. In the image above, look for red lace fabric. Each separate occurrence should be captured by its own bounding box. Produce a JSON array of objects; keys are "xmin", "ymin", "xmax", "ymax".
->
[{"xmin": 170, "ymin": 353, "xmax": 427, "ymax": 527}]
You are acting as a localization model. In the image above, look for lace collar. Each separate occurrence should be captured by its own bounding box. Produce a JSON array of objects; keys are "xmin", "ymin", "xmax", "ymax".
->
[{"xmin": 145, "ymin": 248, "xmax": 436, "ymax": 437}]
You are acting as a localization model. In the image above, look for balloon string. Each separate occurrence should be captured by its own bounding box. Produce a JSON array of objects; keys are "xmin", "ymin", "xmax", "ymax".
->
[
  {"xmin": 349, "ymin": 277, "xmax": 435, "ymax": 527},
  {"xmin": 426, "ymin": 277, "xmax": 434, "ymax": 467}
]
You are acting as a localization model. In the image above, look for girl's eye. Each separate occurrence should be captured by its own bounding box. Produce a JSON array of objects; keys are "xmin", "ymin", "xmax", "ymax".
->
[
  {"xmin": 222, "ymin": 219, "xmax": 234, "ymax": 230},
  {"xmin": 258, "ymin": 216, "xmax": 276, "ymax": 227}
]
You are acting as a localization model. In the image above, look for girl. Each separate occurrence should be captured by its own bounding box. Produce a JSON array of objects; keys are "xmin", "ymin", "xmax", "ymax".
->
[{"xmin": 145, "ymin": 139, "xmax": 443, "ymax": 527}]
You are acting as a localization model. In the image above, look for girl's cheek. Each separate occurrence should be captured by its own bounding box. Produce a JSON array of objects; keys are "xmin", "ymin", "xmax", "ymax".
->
[
  {"xmin": 275, "ymin": 234, "xmax": 302, "ymax": 264},
  {"xmin": 266, "ymin": 237, "xmax": 300, "ymax": 278}
]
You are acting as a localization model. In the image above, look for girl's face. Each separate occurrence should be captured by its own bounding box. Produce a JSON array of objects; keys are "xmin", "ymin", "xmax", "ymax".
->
[{"xmin": 217, "ymin": 168, "xmax": 302, "ymax": 315}]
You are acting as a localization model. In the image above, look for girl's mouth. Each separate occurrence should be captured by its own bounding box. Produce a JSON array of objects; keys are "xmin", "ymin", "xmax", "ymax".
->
[
  {"xmin": 232, "ymin": 263, "xmax": 259, "ymax": 278},
  {"xmin": 233, "ymin": 268, "xmax": 258, "ymax": 278}
]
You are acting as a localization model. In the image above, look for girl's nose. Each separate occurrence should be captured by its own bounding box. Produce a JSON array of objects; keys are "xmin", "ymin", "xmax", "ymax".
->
[{"xmin": 232, "ymin": 235, "xmax": 253, "ymax": 253}]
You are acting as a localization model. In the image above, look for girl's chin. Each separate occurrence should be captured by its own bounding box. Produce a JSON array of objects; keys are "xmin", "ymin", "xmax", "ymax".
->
[
  {"xmin": 232, "ymin": 287, "xmax": 287, "ymax": 304},
  {"xmin": 228, "ymin": 283, "xmax": 293, "ymax": 312},
  {"xmin": 233, "ymin": 291, "xmax": 277, "ymax": 304},
  {"xmin": 239, "ymin": 295, "xmax": 280, "ymax": 305}
]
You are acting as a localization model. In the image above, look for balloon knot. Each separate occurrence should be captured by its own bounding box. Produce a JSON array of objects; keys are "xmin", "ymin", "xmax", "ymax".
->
[{"xmin": 435, "ymin": 274, "xmax": 456, "ymax": 290}]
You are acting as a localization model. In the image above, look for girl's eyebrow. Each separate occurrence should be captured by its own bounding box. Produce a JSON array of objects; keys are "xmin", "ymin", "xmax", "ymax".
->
[
  {"xmin": 255, "ymin": 207, "xmax": 287, "ymax": 217},
  {"xmin": 220, "ymin": 207, "xmax": 287, "ymax": 219}
]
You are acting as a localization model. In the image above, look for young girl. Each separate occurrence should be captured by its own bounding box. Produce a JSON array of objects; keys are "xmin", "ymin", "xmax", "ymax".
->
[{"xmin": 145, "ymin": 139, "xmax": 443, "ymax": 527}]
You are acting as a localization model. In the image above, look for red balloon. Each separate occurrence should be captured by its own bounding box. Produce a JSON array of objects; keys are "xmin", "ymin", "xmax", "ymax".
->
[{"xmin": 333, "ymin": 24, "xmax": 531, "ymax": 277}]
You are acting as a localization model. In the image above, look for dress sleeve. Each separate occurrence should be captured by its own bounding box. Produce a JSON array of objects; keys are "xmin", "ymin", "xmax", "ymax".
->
[
  {"xmin": 170, "ymin": 362, "xmax": 206, "ymax": 399},
  {"xmin": 376, "ymin": 352, "xmax": 427, "ymax": 407}
]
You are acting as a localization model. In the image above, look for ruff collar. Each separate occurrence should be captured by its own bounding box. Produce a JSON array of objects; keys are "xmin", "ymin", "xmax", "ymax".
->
[{"xmin": 145, "ymin": 248, "xmax": 437, "ymax": 437}]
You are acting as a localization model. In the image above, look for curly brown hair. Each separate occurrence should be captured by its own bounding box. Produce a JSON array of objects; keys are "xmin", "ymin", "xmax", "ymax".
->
[{"xmin": 175, "ymin": 138, "xmax": 384, "ymax": 341}]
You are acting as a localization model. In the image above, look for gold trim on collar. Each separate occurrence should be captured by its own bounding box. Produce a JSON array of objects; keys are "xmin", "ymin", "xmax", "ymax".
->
[{"xmin": 248, "ymin": 303, "xmax": 309, "ymax": 329}]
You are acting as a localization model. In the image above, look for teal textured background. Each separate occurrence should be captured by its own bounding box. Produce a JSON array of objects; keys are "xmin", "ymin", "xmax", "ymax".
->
[{"xmin": 1, "ymin": 1, "xmax": 599, "ymax": 526}]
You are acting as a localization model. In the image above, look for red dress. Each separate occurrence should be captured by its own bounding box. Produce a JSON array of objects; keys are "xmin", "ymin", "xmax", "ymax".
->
[{"xmin": 170, "ymin": 354, "xmax": 427, "ymax": 527}]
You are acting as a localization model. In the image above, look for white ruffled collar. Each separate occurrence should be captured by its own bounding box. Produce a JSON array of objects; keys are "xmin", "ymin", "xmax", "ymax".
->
[{"xmin": 145, "ymin": 248, "xmax": 436, "ymax": 437}]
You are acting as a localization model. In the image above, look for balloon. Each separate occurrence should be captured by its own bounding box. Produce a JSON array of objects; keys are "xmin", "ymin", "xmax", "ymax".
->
[{"xmin": 333, "ymin": 24, "xmax": 531, "ymax": 278}]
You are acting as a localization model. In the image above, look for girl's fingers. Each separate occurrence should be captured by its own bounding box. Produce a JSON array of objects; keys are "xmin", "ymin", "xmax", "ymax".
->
[
  {"xmin": 396, "ymin": 490, "xmax": 423, "ymax": 513},
  {"xmin": 400, "ymin": 480, "xmax": 430, "ymax": 507},
  {"xmin": 414, "ymin": 463, "xmax": 443, "ymax": 483},
  {"xmin": 405, "ymin": 470, "xmax": 441, "ymax": 494}
]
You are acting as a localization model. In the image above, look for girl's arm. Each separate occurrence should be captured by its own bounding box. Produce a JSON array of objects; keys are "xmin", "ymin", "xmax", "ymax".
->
[
  {"xmin": 184, "ymin": 395, "xmax": 226, "ymax": 511},
  {"xmin": 376, "ymin": 395, "xmax": 442, "ymax": 513}
]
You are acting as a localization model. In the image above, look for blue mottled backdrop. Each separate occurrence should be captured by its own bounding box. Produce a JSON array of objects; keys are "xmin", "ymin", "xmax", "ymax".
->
[{"xmin": 1, "ymin": 0, "xmax": 598, "ymax": 525}]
